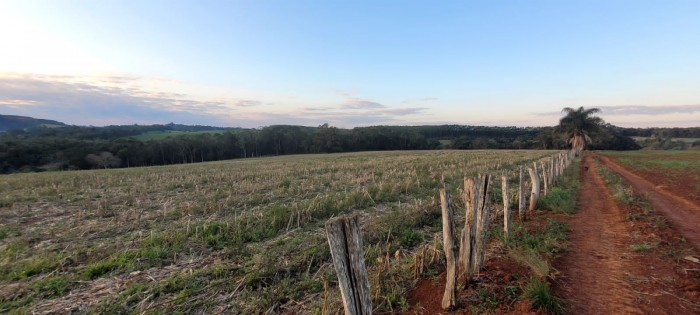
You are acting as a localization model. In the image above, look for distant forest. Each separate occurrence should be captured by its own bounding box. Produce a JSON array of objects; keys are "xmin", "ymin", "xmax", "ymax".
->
[{"xmin": 1, "ymin": 122, "xmax": 698, "ymax": 173}]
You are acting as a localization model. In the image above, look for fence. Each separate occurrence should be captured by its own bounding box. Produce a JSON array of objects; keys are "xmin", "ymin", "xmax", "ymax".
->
[{"xmin": 324, "ymin": 150, "xmax": 576, "ymax": 313}]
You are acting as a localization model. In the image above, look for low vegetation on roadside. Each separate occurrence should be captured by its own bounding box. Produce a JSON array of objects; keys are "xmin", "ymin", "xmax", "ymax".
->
[{"xmin": 449, "ymin": 158, "xmax": 579, "ymax": 314}]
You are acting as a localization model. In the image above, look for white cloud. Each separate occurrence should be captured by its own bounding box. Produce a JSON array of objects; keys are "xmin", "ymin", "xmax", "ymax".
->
[{"xmin": 0, "ymin": 73, "xmax": 428, "ymax": 127}]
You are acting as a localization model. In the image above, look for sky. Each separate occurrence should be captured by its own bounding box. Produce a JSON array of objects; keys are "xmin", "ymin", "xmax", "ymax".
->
[{"xmin": 1, "ymin": 0, "xmax": 699, "ymax": 128}]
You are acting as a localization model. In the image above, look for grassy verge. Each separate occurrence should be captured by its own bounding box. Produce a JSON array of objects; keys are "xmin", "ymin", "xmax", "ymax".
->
[
  {"xmin": 469, "ymin": 158, "xmax": 579, "ymax": 314},
  {"xmin": 517, "ymin": 158, "xmax": 579, "ymax": 314}
]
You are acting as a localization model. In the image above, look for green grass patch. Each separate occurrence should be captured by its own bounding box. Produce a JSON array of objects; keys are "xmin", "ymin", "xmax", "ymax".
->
[
  {"xmin": 33, "ymin": 276, "xmax": 71, "ymax": 298},
  {"xmin": 0, "ymin": 226, "xmax": 21, "ymax": 240},
  {"xmin": 5, "ymin": 254, "xmax": 62, "ymax": 280},
  {"xmin": 504, "ymin": 219, "xmax": 570, "ymax": 256},
  {"xmin": 523, "ymin": 277, "xmax": 564, "ymax": 315},
  {"xmin": 630, "ymin": 243, "xmax": 656, "ymax": 252},
  {"xmin": 538, "ymin": 158, "xmax": 580, "ymax": 214},
  {"xmin": 82, "ymin": 254, "xmax": 135, "ymax": 279},
  {"xmin": 538, "ymin": 187, "xmax": 577, "ymax": 214}
]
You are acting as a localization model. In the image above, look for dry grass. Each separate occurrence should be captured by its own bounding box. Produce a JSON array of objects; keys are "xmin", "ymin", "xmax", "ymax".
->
[{"xmin": 0, "ymin": 150, "xmax": 557, "ymax": 313}]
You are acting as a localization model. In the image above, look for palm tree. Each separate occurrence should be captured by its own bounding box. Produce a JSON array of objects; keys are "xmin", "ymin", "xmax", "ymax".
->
[{"xmin": 558, "ymin": 106, "xmax": 604, "ymax": 155}]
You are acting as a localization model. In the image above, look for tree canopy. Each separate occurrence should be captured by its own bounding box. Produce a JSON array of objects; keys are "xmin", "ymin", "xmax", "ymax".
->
[{"xmin": 558, "ymin": 106, "xmax": 604, "ymax": 155}]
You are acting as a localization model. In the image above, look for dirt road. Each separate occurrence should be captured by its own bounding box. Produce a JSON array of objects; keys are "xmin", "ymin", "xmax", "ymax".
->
[
  {"xmin": 597, "ymin": 154, "xmax": 700, "ymax": 251},
  {"xmin": 554, "ymin": 155, "xmax": 643, "ymax": 314}
]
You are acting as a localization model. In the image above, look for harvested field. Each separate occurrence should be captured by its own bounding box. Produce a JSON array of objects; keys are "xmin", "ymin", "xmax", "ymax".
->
[{"xmin": 0, "ymin": 150, "xmax": 555, "ymax": 313}]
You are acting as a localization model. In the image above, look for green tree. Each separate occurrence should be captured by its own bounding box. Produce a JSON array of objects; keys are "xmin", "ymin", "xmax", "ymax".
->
[{"xmin": 558, "ymin": 106, "xmax": 604, "ymax": 155}]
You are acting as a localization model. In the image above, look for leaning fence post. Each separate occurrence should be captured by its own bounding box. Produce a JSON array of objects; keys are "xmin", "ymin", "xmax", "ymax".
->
[
  {"xmin": 502, "ymin": 175, "xmax": 510, "ymax": 240},
  {"xmin": 440, "ymin": 188, "xmax": 458, "ymax": 310},
  {"xmin": 325, "ymin": 215, "xmax": 372, "ymax": 315}
]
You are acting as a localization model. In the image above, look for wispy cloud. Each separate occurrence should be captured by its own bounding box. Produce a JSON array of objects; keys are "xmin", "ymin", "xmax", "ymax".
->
[
  {"xmin": 0, "ymin": 99, "xmax": 39, "ymax": 108},
  {"xmin": 537, "ymin": 104, "xmax": 700, "ymax": 117},
  {"xmin": 295, "ymin": 99, "xmax": 428, "ymax": 126},
  {"xmin": 232, "ymin": 100, "xmax": 262, "ymax": 107},
  {"xmin": 599, "ymin": 104, "xmax": 700, "ymax": 115},
  {"xmin": 0, "ymin": 73, "xmax": 235, "ymax": 126},
  {"xmin": 340, "ymin": 98, "xmax": 386, "ymax": 109},
  {"xmin": 0, "ymin": 73, "xmax": 430, "ymax": 127}
]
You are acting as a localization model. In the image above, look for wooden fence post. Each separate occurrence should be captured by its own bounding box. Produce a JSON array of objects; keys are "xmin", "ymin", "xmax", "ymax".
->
[
  {"xmin": 550, "ymin": 157, "xmax": 556, "ymax": 185},
  {"xmin": 502, "ymin": 175, "xmax": 510, "ymax": 240},
  {"xmin": 473, "ymin": 174, "xmax": 491, "ymax": 274},
  {"xmin": 528, "ymin": 164, "xmax": 540, "ymax": 215},
  {"xmin": 459, "ymin": 178, "xmax": 477, "ymax": 282},
  {"xmin": 541, "ymin": 160, "xmax": 548, "ymax": 196},
  {"xmin": 518, "ymin": 166, "xmax": 526, "ymax": 221},
  {"xmin": 325, "ymin": 215, "xmax": 372, "ymax": 315},
  {"xmin": 440, "ymin": 188, "xmax": 458, "ymax": 310}
]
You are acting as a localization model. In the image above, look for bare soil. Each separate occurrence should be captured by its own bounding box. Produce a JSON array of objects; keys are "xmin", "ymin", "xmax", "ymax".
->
[
  {"xmin": 553, "ymin": 155, "xmax": 643, "ymax": 314},
  {"xmin": 553, "ymin": 154, "xmax": 700, "ymax": 314},
  {"xmin": 406, "ymin": 152, "xmax": 700, "ymax": 314},
  {"xmin": 598, "ymin": 154, "xmax": 700, "ymax": 250}
]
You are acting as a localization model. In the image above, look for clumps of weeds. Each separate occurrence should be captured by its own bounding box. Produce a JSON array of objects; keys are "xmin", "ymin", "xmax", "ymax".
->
[
  {"xmin": 629, "ymin": 243, "xmax": 657, "ymax": 252},
  {"xmin": 5, "ymin": 253, "xmax": 63, "ymax": 280},
  {"xmin": 523, "ymin": 277, "xmax": 565, "ymax": 315},
  {"xmin": 538, "ymin": 187, "xmax": 577, "ymax": 214},
  {"xmin": 195, "ymin": 221, "xmax": 240, "ymax": 250},
  {"xmin": 82, "ymin": 253, "xmax": 135, "ymax": 280},
  {"xmin": 365, "ymin": 202, "xmax": 441, "ymax": 251},
  {"xmin": 503, "ymin": 219, "xmax": 570, "ymax": 256},
  {"xmin": 594, "ymin": 160, "xmax": 638, "ymax": 205},
  {"xmin": 0, "ymin": 226, "xmax": 22, "ymax": 240},
  {"xmin": 82, "ymin": 231, "xmax": 186, "ymax": 280},
  {"xmin": 508, "ymin": 248, "xmax": 550, "ymax": 279},
  {"xmin": 538, "ymin": 159, "xmax": 580, "ymax": 214},
  {"xmin": 33, "ymin": 276, "xmax": 70, "ymax": 298}
]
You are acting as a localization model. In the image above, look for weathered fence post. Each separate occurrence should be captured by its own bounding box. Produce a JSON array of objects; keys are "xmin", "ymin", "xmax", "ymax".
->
[
  {"xmin": 541, "ymin": 160, "xmax": 548, "ymax": 196},
  {"xmin": 550, "ymin": 157, "xmax": 556, "ymax": 185},
  {"xmin": 459, "ymin": 178, "xmax": 477, "ymax": 282},
  {"xmin": 528, "ymin": 164, "xmax": 540, "ymax": 215},
  {"xmin": 502, "ymin": 175, "xmax": 510, "ymax": 240},
  {"xmin": 473, "ymin": 174, "xmax": 491, "ymax": 274},
  {"xmin": 325, "ymin": 215, "xmax": 372, "ymax": 315},
  {"xmin": 518, "ymin": 166, "xmax": 526, "ymax": 221},
  {"xmin": 440, "ymin": 188, "xmax": 458, "ymax": 310}
]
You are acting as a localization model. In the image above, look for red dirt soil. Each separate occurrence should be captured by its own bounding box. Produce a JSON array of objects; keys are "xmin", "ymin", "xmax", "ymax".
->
[
  {"xmin": 554, "ymin": 154, "xmax": 700, "ymax": 314},
  {"xmin": 407, "ymin": 153, "xmax": 700, "ymax": 314},
  {"xmin": 597, "ymin": 154, "xmax": 700, "ymax": 250},
  {"xmin": 406, "ymin": 257, "xmax": 534, "ymax": 315},
  {"xmin": 553, "ymin": 155, "xmax": 643, "ymax": 314},
  {"xmin": 604, "ymin": 152, "xmax": 700, "ymax": 206}
]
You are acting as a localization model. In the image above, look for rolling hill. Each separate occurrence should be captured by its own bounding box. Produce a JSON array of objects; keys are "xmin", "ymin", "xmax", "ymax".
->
[{"xmin": 0, "ymin": 114, "xmax": 66, "ymax": 131}]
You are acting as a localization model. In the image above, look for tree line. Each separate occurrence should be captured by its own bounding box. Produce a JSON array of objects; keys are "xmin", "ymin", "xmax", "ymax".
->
[{"xmin": 2, "ymin": 122, "xmax": 694, "ymax": 173}]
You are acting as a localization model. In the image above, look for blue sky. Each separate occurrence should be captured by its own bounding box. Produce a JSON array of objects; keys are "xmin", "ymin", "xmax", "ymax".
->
[{"xmin": 1, "ymin": 0, "xmax": 699, "ymax": 127}]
